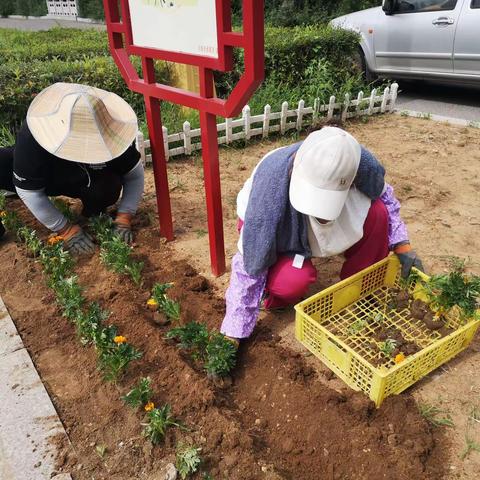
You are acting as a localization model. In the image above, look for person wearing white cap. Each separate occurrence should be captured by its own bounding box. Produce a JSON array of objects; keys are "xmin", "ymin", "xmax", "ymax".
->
[
  {"xmin": 220, "ymin": 126, "xmax": 423, "ymax": 343},
  {"xmin": 0, "ymin": 83, "xmax": 144, "ymax": 254}
]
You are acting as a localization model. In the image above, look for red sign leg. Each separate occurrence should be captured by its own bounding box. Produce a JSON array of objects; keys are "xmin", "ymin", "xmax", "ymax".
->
[
  {"xmin": 143, "ymin": 94, "xmax": 174, "ymax": 241},
  {"xmin": 200, "ymin": 109, "xmax": 226, "ymax": 277}
]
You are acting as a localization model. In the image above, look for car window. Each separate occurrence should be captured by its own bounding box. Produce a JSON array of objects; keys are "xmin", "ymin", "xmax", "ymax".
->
[
  {"xmin": 396, "ymin": 0, "xmax": 458, "ymax": 13},
  {"xmin": 472, "ymin": 0, "xmax": 480, "ymax": 8}
]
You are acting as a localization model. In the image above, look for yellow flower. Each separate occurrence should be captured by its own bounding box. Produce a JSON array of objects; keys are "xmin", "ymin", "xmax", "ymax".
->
[
  {"xmin": 147, "ymin": 298, "xmax": 158, "ymax": 306},
  {"xmin": 394, "ymin": 353, "xmax": 405, "ymax": 364},
  {"xmin": 114, "ymin": 335, "xmax": 127, "ymax": 344},
  {"xmin": 144, "ymin": 401, "xmax": 155, "ymax": 412},
  {"xmin": 0, "ymin": 211, "xmax": 7, "ymax": 217}
]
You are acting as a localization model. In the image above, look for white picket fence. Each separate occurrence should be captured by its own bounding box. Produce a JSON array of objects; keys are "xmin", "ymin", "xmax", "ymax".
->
[{"xmin": 136, "ymin": 83, "xmax": 399, "ymax": 164}]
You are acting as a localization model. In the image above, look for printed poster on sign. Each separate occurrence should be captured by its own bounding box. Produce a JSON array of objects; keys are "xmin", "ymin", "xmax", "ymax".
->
[{"xmin": 128, "ymin": 0, "xmax": 219, "ymax": 59}]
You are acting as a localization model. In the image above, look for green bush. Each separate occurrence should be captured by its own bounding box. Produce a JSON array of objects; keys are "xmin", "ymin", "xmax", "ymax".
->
[
  {"xmin": 0, "ymin": 56, "xmax": 171, "ymax": 130},
  {"xmin": 77, "ymin": 0, "xmax": 105, "ymax": 20},
  {"xmin": 0, "ymin": 0, "xmax": 47, "ymax": 17},
  {"xmin": 0, "ymin": 28, "xmax": 109, "ymax": 62}
]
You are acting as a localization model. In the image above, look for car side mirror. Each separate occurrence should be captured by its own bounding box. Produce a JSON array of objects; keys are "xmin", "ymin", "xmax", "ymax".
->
[{"xmin": 382, "ymin": 0, "xmax": 397, "ymax": 15}]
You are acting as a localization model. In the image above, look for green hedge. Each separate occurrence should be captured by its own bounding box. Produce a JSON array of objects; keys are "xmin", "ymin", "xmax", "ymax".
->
[
  {"xmin": 77, "ymin": 0, "xmax": 105, "ymax": 20},
  {"xmin": 0, "ymin": 24, "xmax": 363, "ymax": 134},
  {"xmin": 0, "ymin": 28, "xmax": 109, "ymax": 62},
  {"xmin": 0, "ymin": 0, "xmax": 47, "ymax": 17}
]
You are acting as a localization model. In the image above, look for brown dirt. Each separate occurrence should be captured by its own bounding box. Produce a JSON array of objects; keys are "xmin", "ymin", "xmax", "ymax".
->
[
  {"xmin": 1, "ymin": 114, "xmax": 478, "ymax": 479},
  {"xmin": 0, "ymin": 209, "xmax": 445, "ymax": 478}
]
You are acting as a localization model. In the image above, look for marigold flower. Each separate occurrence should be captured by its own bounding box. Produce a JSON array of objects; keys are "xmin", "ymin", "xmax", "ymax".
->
[
  {"xmin": 0, "ymin": 211, "xmax": 7, "ymax": 218},
  {"xmin": 48, "ymin": 235, "xmax": 64, "ymax": 246},
  {"xmin": 147, "ymin": 298, "xmax": 158, "ymax": 306},
  {"xmin": 394, "ymin": 353, "xmax": 405, "ymax": 364},
  {"xmin": 144, "ymin": 401, "xmax": 155, "ymax": 412},
  {"xmin": 114, "ymin": 335, "xmax": 127, "ymax": 344}
]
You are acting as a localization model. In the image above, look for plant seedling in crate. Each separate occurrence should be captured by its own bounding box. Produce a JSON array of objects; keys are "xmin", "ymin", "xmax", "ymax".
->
[
  {"xmin": 122, "ymin": 377, "xmax": 153, "ymax": 409},
  {"xmin": 142, "ymin": 404, "xmax": 181, "ymax": 444},
  {"xmin": 348, "ymin": 319, "xmax": 367, "ymax": 335},
  {"xmin": 378, "ymin": 339, "xmax": 397, "ymax": 357},
  {"xmin": 176, "ymin": 443, "xmax": 202, "ymax": 479}
]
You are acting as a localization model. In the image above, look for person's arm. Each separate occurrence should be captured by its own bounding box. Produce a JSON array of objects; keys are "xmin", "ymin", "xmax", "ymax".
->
[
  {"xmin": 381, "ymin": 183, "xmax": 424, "ymax": 277},
  {"xmin": 220, "ymin": 252, "xmax": 267, "ymax": 339},
  {"xmin": 15, "ymin": 187, "xmax": 68, "ymax": 232},
  {"xmin": 117, "ymin": 160, "xmax": 145, "ymax": 215},
  {"xmin": 380, "ymin": 183, "xmax": 409, "ymax": 248}
]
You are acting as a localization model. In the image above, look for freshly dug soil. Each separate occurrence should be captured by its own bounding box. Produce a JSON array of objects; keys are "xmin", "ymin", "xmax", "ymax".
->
[{"xmin": 0, "ymin": 199, "xmax": 448, "ymax": 480}]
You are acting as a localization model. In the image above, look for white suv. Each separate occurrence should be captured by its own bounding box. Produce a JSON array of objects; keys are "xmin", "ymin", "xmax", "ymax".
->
[{"xmin": 331, "ymin": 0, "xmax": 480, "ymax": 84}]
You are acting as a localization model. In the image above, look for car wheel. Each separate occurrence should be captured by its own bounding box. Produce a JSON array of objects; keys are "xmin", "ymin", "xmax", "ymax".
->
[{"xmin": 354, "ymin": 48, "xmax": 377, "ymax": 84}]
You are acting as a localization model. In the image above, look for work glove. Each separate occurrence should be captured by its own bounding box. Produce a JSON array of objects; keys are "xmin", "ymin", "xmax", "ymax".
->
[
  {"xmin": 114, "ymin": 212, "xmax": 134, "ymax": 244},
  {"xmin": 58, "ymin": 224, "xmax": 96, "ymax": 257},
  {"xmin": 394, "ymin": 243, "xmax": 424, "ymax": 279}
]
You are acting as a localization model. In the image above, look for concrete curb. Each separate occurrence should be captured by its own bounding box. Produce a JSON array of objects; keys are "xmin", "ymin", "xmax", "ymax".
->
[
  {"xmin": 0, "ymin": 296, "xmax": 72, "ymax": 480},
  {"xmin": 394, "ymin": 109, "xmax": 480, "ymax": 128}
]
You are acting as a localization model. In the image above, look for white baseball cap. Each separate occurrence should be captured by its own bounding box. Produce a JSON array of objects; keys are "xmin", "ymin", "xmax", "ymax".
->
[
  {"xmin": 289, "ymin": 127, "xmax": 361, "ymax": 221},
  {"xmin": 290, "ymin": 127, "xmax": 361, "ymax": 220}
]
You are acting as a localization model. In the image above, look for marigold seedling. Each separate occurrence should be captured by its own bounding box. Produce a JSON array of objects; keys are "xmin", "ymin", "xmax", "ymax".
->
[
  {"xmin": 75, "ymin": 302, "xmax": 109, "ymax": 345},
  {"xmin": 176, "ymin": 443, "xmax": 202, "ymax": 479},
  {"xmin": 52, "ymin": 275, "xmax": 85, "ymax": 321},
  {"xmin": 122, "ymin": 377, "xmax": 153, "ymax": 409},
  {"xmin": 97, "ymin": 339, "xmax": 143, "ymax": 382},
  {"xmin": 17, "ymin": 226, "xmax": 43, "ymax": 256},
  {"xmin": 204, "ymin": 332, "xmax": 237, "ymax": 378},
  {"xmin": 151, "ymin": 283, "xmax": 181, "ymax": 321},
  {"xmin": 378, "ymin": 339, "xmax": 397, "ymax": 357},
  {"xmin": 166, "ymin": 322, "xmax": 209, "ymax": 358},
  {"xmin": 348, "ymin": 319, "xmax": 366, "ymax": 335},
  {"xmin": 142, "ymin": 404, "xmax": 180, "ymax": 444}
]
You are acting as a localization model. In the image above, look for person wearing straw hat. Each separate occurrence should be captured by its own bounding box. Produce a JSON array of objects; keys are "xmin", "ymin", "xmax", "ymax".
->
[
  {"xmin": 220, "ymin": 126, "xmax": 423, "ymax": 344},
  {"xmin": 0, "ymin": 83, "xmax": 144, "ymax": 254}
]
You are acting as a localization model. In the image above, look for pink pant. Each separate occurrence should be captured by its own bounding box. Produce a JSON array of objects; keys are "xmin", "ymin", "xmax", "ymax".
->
[{"xmin": 261, "ymin": 199, "xmax": 390, "ymax": 309}]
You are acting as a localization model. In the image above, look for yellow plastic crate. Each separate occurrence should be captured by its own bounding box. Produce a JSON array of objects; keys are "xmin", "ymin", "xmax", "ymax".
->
[{"xmin": 294, "ymin": 255, "xmax": 480, "ymax": 407}]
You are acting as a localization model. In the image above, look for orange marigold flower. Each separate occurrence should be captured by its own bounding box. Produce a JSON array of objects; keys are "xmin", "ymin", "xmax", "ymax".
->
[
  {"xmin": 114, "ymin": 335, "xmax": 127, "ymax": 344},
  {"xmin": 147, "ymin": 298, "xmax": 158, "ymax": 306},
  {"xmin": 48, "ymin": 235, "xmax": 64, "ymax": 246},
  {"xmin": 394, "ymin": 353, "xmax": 405, "ymax": 364},
  {"xmin": 144, "ymin": 401, "xmax": 155, "ymax": 412}
]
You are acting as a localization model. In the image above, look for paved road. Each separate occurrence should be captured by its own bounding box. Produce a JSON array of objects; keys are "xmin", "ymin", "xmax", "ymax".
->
[
  {"xmin": 395, "ymin": 80, "xmax": 480, "ymax": 123},
  {"xmin": 0, "ymin": 16, "xmax": 104, "ymax": 31}
]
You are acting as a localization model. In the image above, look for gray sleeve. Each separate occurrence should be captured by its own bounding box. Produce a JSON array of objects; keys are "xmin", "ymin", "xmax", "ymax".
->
[
  {"xmin": 15, "ymin": 187, "xmax": 68, "ymax": 232},
  {"xmin": 117, "ymin": 160, "xmax": 145, "ymax": 215}
]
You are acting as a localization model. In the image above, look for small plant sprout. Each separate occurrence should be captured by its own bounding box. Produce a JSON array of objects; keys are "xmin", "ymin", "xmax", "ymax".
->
[
  {"xmin": 150, "ymin": 283, "xmax": 181, "ymax": 321},
  {"xmin": 460, "ymin": 436, "xmax": 480, "ymax": 460},
  {"xmin": 75, "ymin": 302, "xmax": 109, "ymax": 345},
  {"xmin": 378, "ymin": 339, "xmax": 397, "ymax": 357},
  {"xmin": 95, "ymin": 444, "xmax": 107, "ymax": 459},
  {"xmin": 204, "ymin": 333, "xmax": 237, "ymax": 378},
  {"xmin": 17, "ymin": 226, "xmax": 43, "ymax": 256},
  {"xmin": 418, "ymin": 403, "xmax": 454, "ymax": 428},
  {"xmin": 142, "ymin": 404, "xmax": 181, "ymax": 444},
  {"xmin": 176, "ymin": 443, "xmax": 202, "ymax": 479},
  {"xmin": 122, "ymin": 377, "xmax": 154, "ymax": 409},
  {"xmin": 348, "ymin": 319, "xmax": 366, "ymax": 335}
]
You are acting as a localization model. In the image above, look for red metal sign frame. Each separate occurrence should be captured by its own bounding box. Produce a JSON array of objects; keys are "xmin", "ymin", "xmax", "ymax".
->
[{"xmin": 103, "ymin": 0, "xmax": 264, "ymax": 276}]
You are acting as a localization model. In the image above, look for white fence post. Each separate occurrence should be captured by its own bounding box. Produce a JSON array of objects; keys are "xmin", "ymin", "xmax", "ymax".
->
[
  {"xmin": 144, "ymin": 86, "xmax": 399, "ymax": 161},
  {"xmin": 163, "ymin": 126, "xmax": 169, "ymax": 161},
  {"xmin": 263, "ymin": 104, "xmax": 271, "ymax": 138},
  {"xmin": 243, "ymin": 105, "xmax": 251, "ymax": 140},
  {"xmin": 341, "ymin": 93, "xmax": 350, "ymax": 122},
  {"xmin": 225, "ymin": 117, "xmax": 233, "ymax": 144},
  {"xmin": 136, "ymin": 131, "xmax": 146, "ymax": 166},
  {"xmin": 389, "ymin": 83, "xmax": 399, "ymax": 112},
  {"xmin": 296, "ymin": 100, "xmax": 305, "ymax": 131},
  {"xmin": 313, "ymin": 98, "xmax": 320, "ymax": 126},
  {"xmin": 368, "ymin": 88, "xmax": 377, "ymax": 115},
  {"xmin": 356, "ymin": 91, "xmax": 364, "ymax": 115},
  {"xmin": 280, "ymin": 101, "xmax": 288, "ymax": 135},
  {"xmin": 327, "ymin": 95, "xmax": 336, "ymax": 121},
  {"xmin": 183, "ymin": 121, "xmax": 192, "ymax": 155},
  {"xmin": 381, "ymin": 86, "xmax": 390, "ymax": 113}
]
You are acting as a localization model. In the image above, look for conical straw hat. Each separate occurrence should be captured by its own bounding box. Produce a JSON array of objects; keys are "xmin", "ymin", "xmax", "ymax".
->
[{"xmin": 27, "ymin": 83, "xmax": 138, "ymax": 164}]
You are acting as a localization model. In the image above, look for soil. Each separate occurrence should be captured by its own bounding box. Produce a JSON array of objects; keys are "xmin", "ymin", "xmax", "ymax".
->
[{"xmin": 0, "ymin": 114, "xmax": 479, "ymax": 479}]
